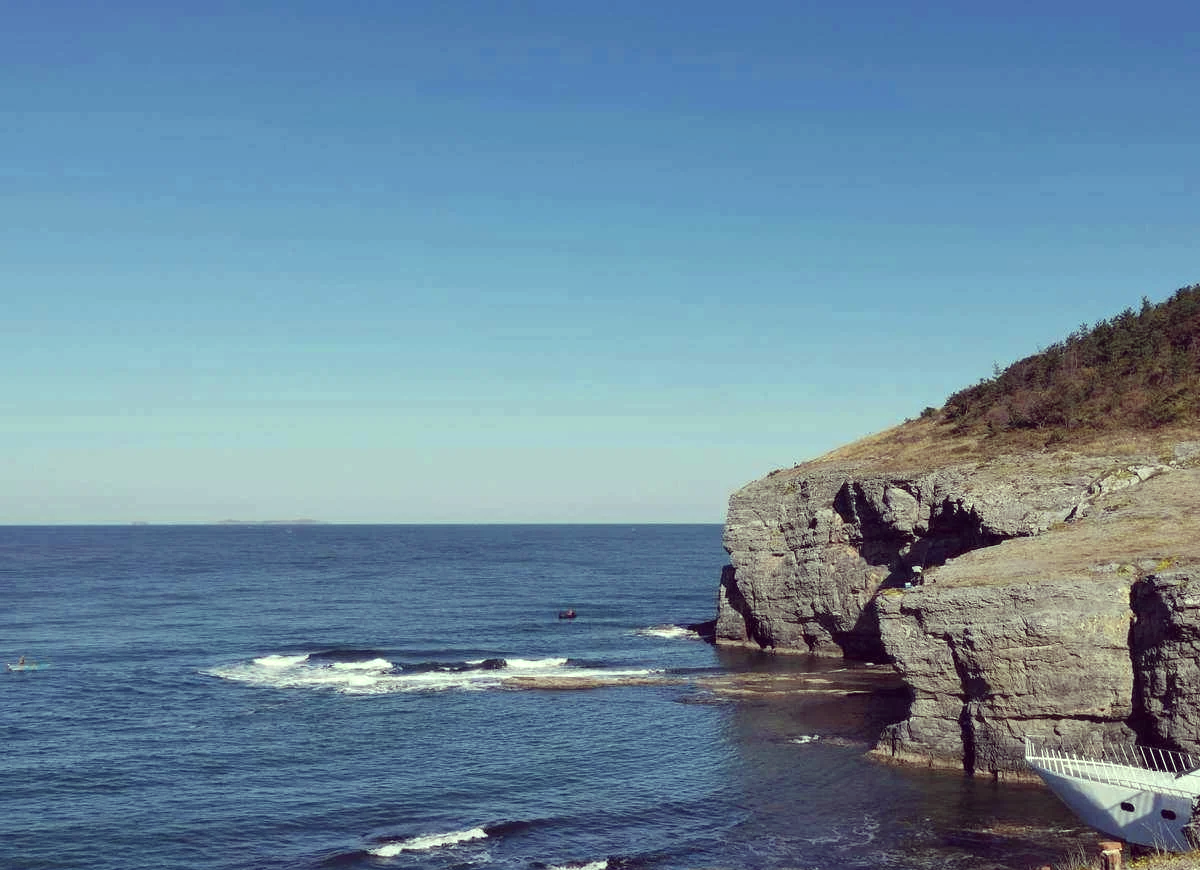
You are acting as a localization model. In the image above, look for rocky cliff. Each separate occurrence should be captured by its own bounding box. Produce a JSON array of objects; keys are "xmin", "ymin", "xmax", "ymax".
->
[{"xmin": 715, "ymin": 427, "xmax": 1200, "ymax": 775}]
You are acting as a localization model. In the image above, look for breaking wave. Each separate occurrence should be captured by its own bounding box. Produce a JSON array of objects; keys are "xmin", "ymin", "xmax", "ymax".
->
[
  {"xmin": 253, "ymin": 653, "xmax": 310, "ymax": 668},
  {"xmin": 204, "ymin": 650, "xmax": 658, "ymax": 695},
  {"xmin": 368, "ymin": 826, "xmax": 488, "ymax": 856},
  {"xmin": 634, "ymin": 624, "xmax": 700, "ymax": 640},
  {"xmin": 357, "ymin": 819, "xmax": 541, "ymax": 861}
]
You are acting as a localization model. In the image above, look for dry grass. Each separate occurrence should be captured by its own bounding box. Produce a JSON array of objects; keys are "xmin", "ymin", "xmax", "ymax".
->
[
  {"xmin": 925, "ymin": 467, "xmax": 1200, "ymax": 588},
  {"xmin": 785, "ymin": 419, "xmax": 1200, "ymax": 477},
  {"xmin": 755, "ymin": 416, "xmax": 1200, "ymax": 589},
  {"xmin": 1047, "ymin": 845, "xmax": 1200, "ymax": 870},
  {"xmin": 1128, "ymin": 852, "xmax": 1200, "ymax": 870}
]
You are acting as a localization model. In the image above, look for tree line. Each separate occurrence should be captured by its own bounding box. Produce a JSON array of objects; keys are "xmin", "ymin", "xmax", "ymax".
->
[{"xmin": 940, "ymin": 284, "xmax": 1200, "ymax": 435}]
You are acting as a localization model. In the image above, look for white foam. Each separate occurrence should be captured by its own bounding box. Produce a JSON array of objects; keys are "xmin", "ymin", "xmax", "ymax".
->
[
  {"xmin": 253, "ymin": 653, "xmax": 309, "ymax": 668},
  {"xmin": 206, "ymin": 653, "xmax": 653, "ymax": 695},
  {"xmin": 504, "ymin": 657, "xmax": 568, "ymax": 670},
  {"xmin": 549, "ymin": 861, "xmax": 608, "ymax": 870},
  {"xmin": 369, "ymin": 827, "xmax": 488, "ymax": 856},
  {"xmin": 790, "ymin": 734, "xmax": 819, "ymax": 744},
  {"xmin": 636, "ymin": 625, "xmax": 698, "ymax": 640},
  {"xmin": 331, "ymin": 658, "xmax": 394, "ymax": 671}
]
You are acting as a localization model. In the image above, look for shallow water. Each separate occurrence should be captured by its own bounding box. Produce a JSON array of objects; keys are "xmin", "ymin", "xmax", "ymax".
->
[{"xmin": 1, "ymin": 525, "xmax": 1093, "ymax": 869}]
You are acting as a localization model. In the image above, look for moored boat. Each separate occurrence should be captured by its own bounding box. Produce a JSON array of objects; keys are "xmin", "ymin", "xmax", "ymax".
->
[{"xmin": 1025, "ymin": 736, "xmax": 1200, "ymax": 851}]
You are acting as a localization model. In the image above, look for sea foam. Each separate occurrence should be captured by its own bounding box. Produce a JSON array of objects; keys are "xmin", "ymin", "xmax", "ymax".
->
[
  {"xmin": 253, "ymin": 653, "xmax": 310, "ymax": 668},
  {"xmin": 504, "ymin": 657, "xmax": 569, "ymax": 669},
  {"xmin": 635, "ymin": 625, "xmax": 699, "ymax": 640},
  {"xmin": 331, "ymin": 658, "xmax": 394, "ymax": 671},
  {"xmin": 206, "ymin": 652, "xmax": 653, "ymax": 695},
  {"xmin": 369, "ymin": 827, "xmax": 488, "ymax": 856}
]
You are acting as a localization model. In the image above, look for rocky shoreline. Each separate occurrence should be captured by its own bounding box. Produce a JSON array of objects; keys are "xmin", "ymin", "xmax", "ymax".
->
[{"xmin": 714, "ymin": 428, "xmax": 1200, "ymax": 776}]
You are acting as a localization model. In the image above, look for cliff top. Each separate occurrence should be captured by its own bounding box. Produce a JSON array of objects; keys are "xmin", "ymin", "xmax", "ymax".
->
[
  {"xmin": 803, "ymin": 418, "xmax": 1200, "ymax": 475},
  {"xmin": 757, "ymin": 283, "xmax": 1200, "ymax": 590},
  {"xmin": 921, "ymin": 466, "xmax": 1200, "ymax": 588},
  {"xmin": 782, "ymin": 282, "xmax": 1200, "ymax": 478}
]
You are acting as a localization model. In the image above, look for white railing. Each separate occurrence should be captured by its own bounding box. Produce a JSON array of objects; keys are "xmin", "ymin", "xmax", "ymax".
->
[{"xmin": 1025, "ymin": 736, "xmax": 1200, "ymax": 799}]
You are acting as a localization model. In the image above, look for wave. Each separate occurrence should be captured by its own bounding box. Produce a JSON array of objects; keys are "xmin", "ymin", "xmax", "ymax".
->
[
  {"xmin": 369, "ymin": 826, "xmax": 488, "ymax": 856},
  {"xmin": 252, "ymin": 653, "xmax": 310, "ymax": 668},
  {"xmin": 323, "ymin": 819, "xmax": 542, "ymax": 865},
  {"xmin": 548, "ymin": 861, "xmax": 609, "ymax": 870},
  {"xmin": 330, "ymin": 658, "xmax": 394, "ymax": 671},
  {"xmin": 634, "ymin": 625, "xmax": 700, "ymax": 640},
  {"xmin": 308, "ymin": 648, "xmax": 390, "ymax": 663},
  {"xmin": 204, "ymin": 652, "xmax": 658, "ymax": 695},
  {"xmin": 482, "ymin": 819, "xmax": 537, "ymax": 837},
  {"xmin": 503, "ymin": 657, "xmax": 568, "ymax": 669}
]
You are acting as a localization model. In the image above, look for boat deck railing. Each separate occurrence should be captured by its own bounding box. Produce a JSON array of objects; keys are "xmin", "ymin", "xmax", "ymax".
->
[{"xmin": 1025, "ymin": 736, "xmax": 1200, "ymax": 799}]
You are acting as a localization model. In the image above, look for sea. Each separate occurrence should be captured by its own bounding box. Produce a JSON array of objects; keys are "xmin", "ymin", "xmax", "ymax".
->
[{"xmin": 2, "ymin": 524, "xmax": 1097, "ymax": 870}]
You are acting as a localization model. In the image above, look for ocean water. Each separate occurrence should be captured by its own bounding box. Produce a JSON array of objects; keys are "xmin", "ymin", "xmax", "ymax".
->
[{"xmin": 2, "ymin": 524, "xmax": 1094, "ymax": 870}]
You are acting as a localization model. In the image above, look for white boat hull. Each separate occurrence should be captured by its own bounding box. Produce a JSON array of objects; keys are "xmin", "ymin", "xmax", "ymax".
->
[
  {"xmin": 1034, "ymin": 764, "xmax": 1194, "ymax": 850},
  {"xmin": 1026, "ymin": 738, "xmax": 1200, "ymax": 852}
]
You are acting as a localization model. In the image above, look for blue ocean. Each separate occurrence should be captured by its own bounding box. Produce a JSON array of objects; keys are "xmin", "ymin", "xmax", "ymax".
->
[{"xmin": 3, "ymin": 525, "xmax": 1092, "ymax": 870}]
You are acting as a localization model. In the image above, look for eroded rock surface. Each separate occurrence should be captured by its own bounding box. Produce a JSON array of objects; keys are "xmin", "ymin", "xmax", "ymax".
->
[
  {"xmin": 1131, "ymin": 573, "xmax": 1200, "ymax": 756},
  {"xmin": 875, "ymin": 578, "xmax": 1136, "ymax": 775},
  {"xmin": 716, "ymin": 455, "xmax": 1108, "ymax": 658},
  {"xmin": 715, "ymin": 438, "xmax": 1200, "ymax": 773}
]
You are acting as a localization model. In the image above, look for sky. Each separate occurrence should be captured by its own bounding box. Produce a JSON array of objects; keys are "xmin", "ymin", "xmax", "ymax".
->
[{"xmin": 3, "ymin": 0, "xmax": 1198, "ymax": 524}]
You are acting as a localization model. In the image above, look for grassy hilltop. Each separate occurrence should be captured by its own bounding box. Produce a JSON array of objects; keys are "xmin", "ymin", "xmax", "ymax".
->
[
  {"xmin": 944, "ymin": 284, "xmax": 1200, "ymax": 436},
  {"xmin": 816, "ymin": 283, "xmax": 1200, "ymax": 474},
  {"xmin": 786, "ymin": 283, "xmax": 1200, "ymax": 587}
]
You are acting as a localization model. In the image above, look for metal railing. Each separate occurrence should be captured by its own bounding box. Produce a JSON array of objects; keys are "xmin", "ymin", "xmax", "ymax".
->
[{"xmin": 1025, "ymin": 736, "xmax": 1200, "ymax": 799}]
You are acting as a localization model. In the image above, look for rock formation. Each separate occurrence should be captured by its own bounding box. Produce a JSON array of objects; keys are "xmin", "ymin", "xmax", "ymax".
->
[
  {"xmin": 874, "ymin": 577, "xmax": 1136, "ymax": 775},
  {"xmin": 1131, "ymin": 573, "xmax": 1200, "ymax": 756},
  {"xmin": 715, "ymin": 431, "xmax": 1200, "ymax": 775}
]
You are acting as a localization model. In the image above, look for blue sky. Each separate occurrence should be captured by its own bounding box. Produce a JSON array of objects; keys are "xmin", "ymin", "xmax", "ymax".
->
[{"xmin": 3, "ymin": 1, "xmax": 1197, "ymax": 523}]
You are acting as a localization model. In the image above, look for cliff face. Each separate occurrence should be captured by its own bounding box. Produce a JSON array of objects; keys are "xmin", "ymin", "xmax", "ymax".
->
[
  {"xmin": 874, "ymin": 578, "xmax": 1136, "ymax": 774},
  {"xmin": 717, "ymin": 454, "xmax": 1106, "ymax": 658},
  {"xmin": 716, "ymin": 438, "xmax": 1200, "ymax": 774},
  {"xmin": 1131, "ymin": 574, "xmax": 1200, "ymax": 756}
]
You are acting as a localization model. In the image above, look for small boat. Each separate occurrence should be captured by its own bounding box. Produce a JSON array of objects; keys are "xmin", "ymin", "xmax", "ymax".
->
[
  {"xmin": 1025, "ymin": 736, "xmax": 1200, "ymax": 851},
  {"xmin": 5, "ymin": 660, "xmax": 41, "ymax": 672},
  {"xmin": 557, "ymin": 609, "xmax": 577, "ymax": 620}
]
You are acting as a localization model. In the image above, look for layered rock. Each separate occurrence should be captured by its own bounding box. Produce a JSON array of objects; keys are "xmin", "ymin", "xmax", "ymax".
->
[
  {"xmin": 716, "ymin": 455, "xmax": 1105, "ymax": 658},
  {"xmin": 1131, "ymin": 573, "xmax": 1200, "ymax": 756},
  {"xmin": 874, "ymin": 578, "xmax": 1136, "ymax": 775},
  {"xmin": 715, "ymin": 437, "xmax": 1200, "ymax": 774}
]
